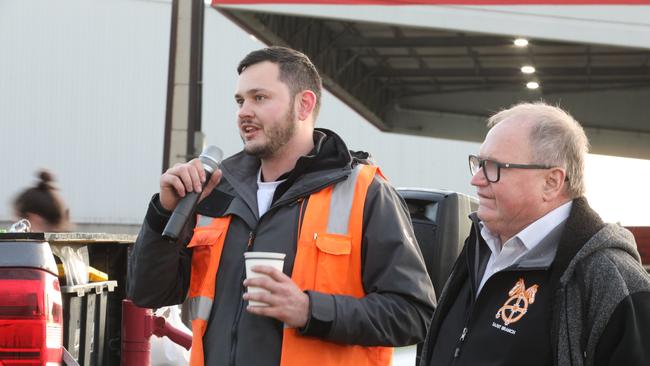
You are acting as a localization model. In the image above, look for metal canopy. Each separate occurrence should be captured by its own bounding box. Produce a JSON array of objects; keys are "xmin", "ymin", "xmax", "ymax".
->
[{"xmin": 217, "ymin": 8, "xmax": 650, "ymax": 159}]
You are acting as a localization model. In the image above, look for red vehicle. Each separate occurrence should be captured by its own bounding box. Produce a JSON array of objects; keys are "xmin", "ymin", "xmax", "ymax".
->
[
  {"xmin": 627, "ymin": 226, "xmax": 650, "ymax": 270},
  {"xmin": 0, "ymin": 233, "xmax": 63, "ymax": 366}
]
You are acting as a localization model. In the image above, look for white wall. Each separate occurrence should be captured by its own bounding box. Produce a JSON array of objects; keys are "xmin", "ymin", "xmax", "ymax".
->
[
  {"xmin": 2, "ymin": 0, "xmax": 646, "ymax": 231},
  {"xmin": 201, "ymin": 12, "xmax": 479, "ymax": 194},
  {"xmin": 0, "ymin": 0, "xmax": 477, "ymax": 232},
  {"xmin": 0, "ymin": 0, "xmax": 171, "ymax": 228}
]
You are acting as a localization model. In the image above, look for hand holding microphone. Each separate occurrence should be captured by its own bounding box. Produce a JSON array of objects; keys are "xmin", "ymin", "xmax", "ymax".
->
[{"xmin": 160, "ymin": 145, "xmax": 223, "ymax": 241}]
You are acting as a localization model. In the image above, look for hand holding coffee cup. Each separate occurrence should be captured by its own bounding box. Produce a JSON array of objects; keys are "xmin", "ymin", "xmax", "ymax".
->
[
  {"xmin": 242, "ymin": 252, "xmax": 310, "ymax": 328},
  {"xmin": 243, "ymin": 251, "xmax": 286, "ymax": 307}
]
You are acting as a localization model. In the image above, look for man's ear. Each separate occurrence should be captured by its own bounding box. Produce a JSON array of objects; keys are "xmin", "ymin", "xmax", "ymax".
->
[
  {"xmin": 296, "ymin": 90, "xmax": 317, "ymax": 121},
  {"xmin": 542, "ymin": 167, "xmax": 567, "ymax": 201}
]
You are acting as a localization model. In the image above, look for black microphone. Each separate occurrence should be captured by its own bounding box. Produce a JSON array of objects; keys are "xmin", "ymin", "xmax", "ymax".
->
[{"xmin": 162, "ymin": 145, "xmax": 223, "ymax": 241}]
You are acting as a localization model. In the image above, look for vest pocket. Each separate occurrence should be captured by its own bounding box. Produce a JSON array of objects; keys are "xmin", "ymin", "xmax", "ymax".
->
[
  {"xmin": 187, "ymin": 224, "xmax": 228, "ymax": 296},
  {"xmin": 187, "ymin": 216, "xmax": 229, "ymax": 248},
  {"xmin": 314, "ymin": 233, "xmax": 352, "ymax": 294},
  {"xmin": 187, "ymin": 227, "xmax": 221, "ymax": 247}
]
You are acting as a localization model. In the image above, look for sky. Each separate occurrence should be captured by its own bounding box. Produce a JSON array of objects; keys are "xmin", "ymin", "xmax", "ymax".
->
[{"xmin": 584, "ymin": 154, "xmax": 650, "ymax": 226}]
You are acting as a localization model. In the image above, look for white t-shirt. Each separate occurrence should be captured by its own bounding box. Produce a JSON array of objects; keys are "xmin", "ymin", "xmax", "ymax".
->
[{"xmin": 256, "ymin": 168, "xmax": 286, "ymax": 217}]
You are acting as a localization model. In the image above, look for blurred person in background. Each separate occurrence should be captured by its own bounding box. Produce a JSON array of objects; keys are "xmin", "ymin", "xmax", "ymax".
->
[{"xmin": 13, "ymin": 170, "xmax": 71, "ymax": 232}]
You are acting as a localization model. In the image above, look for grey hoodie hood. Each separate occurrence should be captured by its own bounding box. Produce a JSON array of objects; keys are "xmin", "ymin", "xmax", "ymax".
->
[{"xmin": 561, "ymin": 223, "xmax": 641, "ymax": 286}]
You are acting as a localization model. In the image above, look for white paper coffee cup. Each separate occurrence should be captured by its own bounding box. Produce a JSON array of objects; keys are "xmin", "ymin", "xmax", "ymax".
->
[{"xmin": 244, "ymin": 251, "xmax": 286, "ymax": 307}]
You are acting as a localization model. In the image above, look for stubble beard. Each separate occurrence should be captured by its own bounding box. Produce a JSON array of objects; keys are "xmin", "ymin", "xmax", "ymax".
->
[{"xmin": 243, "ymin": 104, "xmax": 296, "ymax": 159}]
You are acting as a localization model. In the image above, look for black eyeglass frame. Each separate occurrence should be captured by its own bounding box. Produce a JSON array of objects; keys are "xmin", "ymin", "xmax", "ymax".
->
[{"xmin": 468, "ymin": 154, "xmax": 554, "ymax": 183}]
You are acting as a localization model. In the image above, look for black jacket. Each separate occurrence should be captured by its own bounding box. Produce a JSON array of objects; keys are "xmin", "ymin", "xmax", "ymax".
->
[
  {"xmin": 128, "ymin": 129, "xmax": 436, "ymax": 366},
  {"xmin": 421, "ymin": 198, "xmax": 650, "ymax": 366}
]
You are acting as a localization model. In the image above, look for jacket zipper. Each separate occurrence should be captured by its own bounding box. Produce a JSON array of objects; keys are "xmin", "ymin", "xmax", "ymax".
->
[
  {"xmin": 246, "ymin": 231, "xmax": 254, "ymax": 249},
  {"xmin": 453, "ymin": 326, "xmax": 469, "ymax": 360},
  {"xmin": 451, "ymin": 297, "xmax": 474, "ymax": 364},
  {"xmin": 446, "ymin": 219, "xmax": 552, "ymax": 365},
  {"xmin": 230, "ymin": 230, "xmax": 255, "ymax": 366},
  {"xmin": 228, "ymin": 195, "xmax": 307, "ymax": 366},
  {"xmin": 450, "ymin": 265, "xmax": 549, "ymax": 365},
  {"xmin": 228, "ymin": 174, "xmax": 349, "ymax": 365},
  {"xmin": 451, "ymin": 229, "xmax": 480, "ymax": 365}
]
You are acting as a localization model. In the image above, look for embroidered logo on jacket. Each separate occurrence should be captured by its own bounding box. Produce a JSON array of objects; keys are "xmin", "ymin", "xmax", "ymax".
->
[{"xmin": 495, "ymin": 278, "xmax": 539, "ymax": 326}]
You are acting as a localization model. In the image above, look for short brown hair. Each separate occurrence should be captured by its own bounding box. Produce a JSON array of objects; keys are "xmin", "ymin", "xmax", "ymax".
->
[{"xmin": 238, "ymin": 46, "xmax": 323, "ymax": 118}]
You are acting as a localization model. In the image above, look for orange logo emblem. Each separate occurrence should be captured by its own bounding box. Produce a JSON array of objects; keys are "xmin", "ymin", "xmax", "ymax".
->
[{"xmin": 495, "ymin": 278, "xmax": 539, "ymax": 326}]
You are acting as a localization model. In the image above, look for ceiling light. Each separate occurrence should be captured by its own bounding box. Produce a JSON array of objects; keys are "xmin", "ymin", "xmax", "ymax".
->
[
  {"xmin": 514, "ymin": 38, "xmax": 529, "ymax": 47},
  {"xmin": 521, "ymin": 65, "xmax": 536, "ymax": 74},
  {"xmin": 526, "ymin": 81, "xmax": 540, "ymax": 90}
]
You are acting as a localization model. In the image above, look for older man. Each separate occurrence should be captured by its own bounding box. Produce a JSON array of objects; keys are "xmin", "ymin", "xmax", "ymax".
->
[{"xmin": 420, "ymin": 102, "xmax": 650, "ymax": 366}]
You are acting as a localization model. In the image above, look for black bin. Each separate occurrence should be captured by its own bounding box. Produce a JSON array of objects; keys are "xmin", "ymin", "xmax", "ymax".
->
[{"xmin": 61, "ymin": 281, "xmax": 117, "ymax": 366}]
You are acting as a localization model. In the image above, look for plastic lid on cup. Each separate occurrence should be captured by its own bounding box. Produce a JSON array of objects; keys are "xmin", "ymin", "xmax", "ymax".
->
[{"xmin": 243, "ymin": 251, "xmax": 286, "ymax": 260}]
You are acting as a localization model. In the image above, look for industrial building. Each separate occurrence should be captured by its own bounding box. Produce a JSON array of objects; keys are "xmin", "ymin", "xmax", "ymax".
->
[{"xmin": 1, "ymin": 0, "xmax": 649, "ymax": 232}]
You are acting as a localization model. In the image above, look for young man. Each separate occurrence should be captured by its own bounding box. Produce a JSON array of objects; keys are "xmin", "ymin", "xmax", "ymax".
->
[
  {"xmin": 128, "ymin": 46, "xmax": 435, "ymax": 366},
  {"xmin": 420, "ymin": 102, "xmax": 650, "ymax": 366}
]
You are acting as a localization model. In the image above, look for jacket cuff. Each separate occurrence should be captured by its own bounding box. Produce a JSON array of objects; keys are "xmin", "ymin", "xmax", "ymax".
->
[
  {"xmin": 299, "ymin": 291, "xmax": 335, "ymax": 337},
  {"xmin": 145, "ymin": 193, "xmax": 172, "ymax": 233}
]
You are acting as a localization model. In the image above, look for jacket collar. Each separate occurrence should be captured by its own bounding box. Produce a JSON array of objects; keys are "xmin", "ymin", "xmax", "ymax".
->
[
  {"xmin": 548, "ymin": 197, "xmax": 605, "ymax": 285},
  {"xmin": 468, "ymin": 199, "xmax": 589, "ymax": 275},
  {"xmin": 202, "ymin": 128, "xmax": 356, "ymax": 221},
  {"xmin": 555, "ymin": 197, "xmax": 640, "ymax": 286}
]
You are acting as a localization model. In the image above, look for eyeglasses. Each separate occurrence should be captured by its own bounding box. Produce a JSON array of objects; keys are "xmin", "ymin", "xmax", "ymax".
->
[{"xmin": 469, "ymin": 155, "xmax": 554, "ymax": 183}]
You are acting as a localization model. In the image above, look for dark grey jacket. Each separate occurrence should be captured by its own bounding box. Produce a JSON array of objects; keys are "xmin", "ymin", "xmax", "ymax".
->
[
  {"xmin": 421, "ymin": 197, "xmax": 650, "ymax": 366},
  {"xmin": 128, "ymin": 129, "xmax": 436, "ymax": 366},
  {"xmin": 555, "ymin": 204, "xmax": 650, "ymax": 366}
]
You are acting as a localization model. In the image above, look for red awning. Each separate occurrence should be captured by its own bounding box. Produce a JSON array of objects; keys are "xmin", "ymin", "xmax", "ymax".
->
[{"xmin": 214, "ymin": 0, "xmax": 650, "ymax": 5}]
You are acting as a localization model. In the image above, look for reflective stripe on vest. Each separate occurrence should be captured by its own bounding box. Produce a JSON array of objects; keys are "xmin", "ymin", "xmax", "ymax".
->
[
  {"xmin": 187, "ymin": 296, "xmax": 212, "ymax": 322},
  {"xmin": 186, "ymin": 215, "xmax": 231, "ymax": 366},
  {"xmin": 326, "ymin": 163, "xmax": 362, "ymax": 234},
  {"xmin": 186, "ymin": 164, "xmax": 392, "ymax": 366}
]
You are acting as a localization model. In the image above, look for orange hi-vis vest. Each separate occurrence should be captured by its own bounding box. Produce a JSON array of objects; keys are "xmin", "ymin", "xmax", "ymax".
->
[{"xmin": 185, "ymin": 164, "xmax": 393, "ymax": 366}]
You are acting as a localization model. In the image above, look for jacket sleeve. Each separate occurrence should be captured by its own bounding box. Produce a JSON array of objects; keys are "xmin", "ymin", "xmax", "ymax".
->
[
  {"xmin": 581, "ymin": 234, "xmax": 650, "ymax": 366},
  {"xmin": 594, "ymin": 291, "xmax": 650, "ymax": 366},
  {"xmin": 301, "ymin": 176, "xmax": 437, "ymax": 346},
  {"xmin": 127, "ymin": 194, "xmax": 194, "ymax": 308}
]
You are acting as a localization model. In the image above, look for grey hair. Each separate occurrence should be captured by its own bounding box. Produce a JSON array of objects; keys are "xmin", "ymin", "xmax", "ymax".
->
[{"xmin": 487, "ymin": 102, "xmax": 589, "ymax": 198}]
